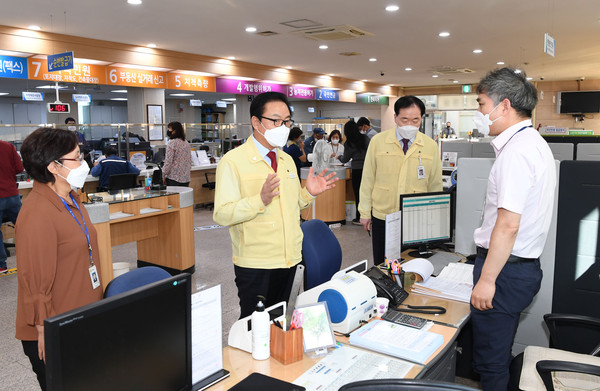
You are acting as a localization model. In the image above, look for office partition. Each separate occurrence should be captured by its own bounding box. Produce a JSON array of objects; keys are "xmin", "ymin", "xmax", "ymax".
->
[
  {"xmin": 547, "ymin": 143, "xmax": 574, "ymax": 161},
  {"xmin": 471, "ymin": 142, "xmax": 495, "ymax": 158},
  {"xmin": 576, "ymin": 144, "xmax": 600, "ymax": 161}
]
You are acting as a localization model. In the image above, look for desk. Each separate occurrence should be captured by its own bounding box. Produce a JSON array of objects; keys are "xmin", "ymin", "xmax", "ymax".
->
[{"xmin": 84, "ymin": 187, "xmax": 195, "ymax": 288}]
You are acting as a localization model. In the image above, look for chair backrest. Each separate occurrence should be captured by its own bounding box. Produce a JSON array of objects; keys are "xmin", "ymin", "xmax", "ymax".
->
[
  {"xmin": 544, "ymin": 313, "xmax": 600, "ymax": 355},
  {"xmin": 104, "ymin": 266, "xmax": 172, "ymax": 298},
  {"xmin": 338, "ymin": 379, "xmax": 480, "ymax": 390},
  {"xmin": 203, "ymin": 172, "xmax": 216, "ymax": 190},
  {"xmin": 301, "ymin": 219, "xmax": 342, "ymax": 290},
  {"xmin": 536, "ymin": 360, "xmax": 600, "ymax": 391}
]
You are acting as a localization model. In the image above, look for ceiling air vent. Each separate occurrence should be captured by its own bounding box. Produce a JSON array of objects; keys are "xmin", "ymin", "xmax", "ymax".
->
[
  {"xmin": 292, "ymin": 25, "xmax": 374, "ymax": 41},
  {"xmin": 429, "ymin": 66, "xmax": 475, "ymax": 75},
  {"xmin": 257, "ymin": 31, "xmax": 279, "ymax": 37},
  {"xmin": 339, "ymin": 52, "xmax": 361, "ymax": 57}
]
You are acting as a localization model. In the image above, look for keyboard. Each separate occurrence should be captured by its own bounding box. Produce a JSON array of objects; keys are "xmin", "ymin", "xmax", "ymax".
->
[{"xmin": 382, "ymin": 309, "xmax": 428, "ymax": 329}]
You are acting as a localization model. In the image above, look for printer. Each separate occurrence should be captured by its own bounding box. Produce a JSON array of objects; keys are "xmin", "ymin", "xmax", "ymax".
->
[{"xmin": 295, "ymin": 270, "xmax": 377, "ymax": 334}]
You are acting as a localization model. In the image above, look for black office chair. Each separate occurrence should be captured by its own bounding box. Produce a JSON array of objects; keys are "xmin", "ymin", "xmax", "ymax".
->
[
  {"xmin": 536, "ymin": 360, "xmax": 600, "ymax": 391},
  {"xmin": 202, "ymin": 172, "xmax": 216, "ymax": 210},
  {"xmin": 338, "ymin": 379, "xmax": 480, "ymax": 390}
]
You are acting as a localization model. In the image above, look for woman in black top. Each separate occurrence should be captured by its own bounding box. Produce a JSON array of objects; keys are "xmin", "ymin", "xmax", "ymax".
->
[{"xmin": 338, "ymin": 120, "xmax": 370, "ymax": 225}]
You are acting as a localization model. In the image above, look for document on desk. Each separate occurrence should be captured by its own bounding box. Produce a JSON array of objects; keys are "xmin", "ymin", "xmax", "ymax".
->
[
  {"xmin": 411, "ymin": 262, "xmax": 474, "ymax": 303},
  {"xmin": 293, "ymin": 345, "xmax": 414, "ymax": 391},
  {"xmin": 385, "ymin": 211, "xmax": 402, "ymax": 261},
  {"xmin": 191, "ymin": 285, "xmax": 223, "ymax": 385},
  {"xmin": 348, "ymin": 319, "xmax": 443, "ymax": 364}
]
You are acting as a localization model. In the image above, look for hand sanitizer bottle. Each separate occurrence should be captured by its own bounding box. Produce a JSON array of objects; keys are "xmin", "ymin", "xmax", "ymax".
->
[{"xmin": 251, "ymin": 295, "xmax": 270, "ymax": 360}]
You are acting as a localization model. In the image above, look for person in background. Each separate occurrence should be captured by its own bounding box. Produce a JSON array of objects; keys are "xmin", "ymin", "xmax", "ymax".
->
[
  {"xmin": 338, "ymin": 120, "xmax": 369, "ymax": 225},
  {"xmin": 359, "ymin": 96, "xmax": 443, "ymax": 264},
  {"xmin": 65, "ymin": 117, "xmax": 93, "ymax": 169},
  {"xmin": 0, "ymin": 141, "xmax": 24, "ymax": 274},
  {"xmin": 442, "ymin": 121, "xmax": 455, "ymax": 138},
  {"xmin": 303, "ymin": 127, "xmax": 326, "ymax": 156},
  {"xmin": 213, "ymin": 92, "xmax": 338, "ymax": 318},
  {"xmin": 90, "ymin": 146, "xmax": 140, "ymax": 190},
  {"xmin": 16, "ymin": 127, "xmax": 104, "ymax": 391},
  {"xmin": 357, "ymin": 117, "xmax": 378, "ymax": 139},
  {"xmin": 163, "ymin": 121, "xmax": 193, "ymax": 187},
  {"xmin": 328, "ymin": 129, "xmax": 344, "ymax": 164},
  {"xmin": 470, "ymin": 68, "xmax": 556, "ymax": 391},
  {"xmin": 283, "ymin": 126, "xmax": 306, "ymax": 178}
]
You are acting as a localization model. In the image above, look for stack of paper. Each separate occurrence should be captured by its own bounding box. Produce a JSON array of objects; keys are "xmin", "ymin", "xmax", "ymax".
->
[{"xmin": 411, "ymin": 262, "xmax": 474, "ymax": 303}]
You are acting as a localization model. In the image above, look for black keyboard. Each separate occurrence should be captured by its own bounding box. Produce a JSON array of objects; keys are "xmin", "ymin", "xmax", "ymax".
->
[{"xmin": 382, "ymin": 309, "xmax": 428, "ymax": 329}]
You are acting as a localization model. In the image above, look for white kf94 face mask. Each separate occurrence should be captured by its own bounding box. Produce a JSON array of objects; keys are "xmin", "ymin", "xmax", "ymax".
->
[
  {"xmin": 473, "ymin": 103, "xmax": 503, "ymax": 136},
  {"xmin": 55, "ymin": 160, "xmax": 90, "ymax": 189},
  {"xmin": 257, "ymin": 122, "xmax": 290, "ymax": 148},
  {"xmin": 396, "ymin": 125, "xmax": 419, "ymax": 140}
]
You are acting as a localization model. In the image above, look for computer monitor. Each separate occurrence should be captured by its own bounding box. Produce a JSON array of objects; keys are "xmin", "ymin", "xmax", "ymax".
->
[
  {"xmin": 400, "ymin": 191, "xmax": 452, "ymax": 258},
  {"xmin": 44, "ymin": 273, "xmax": 192, "ymax": 391},
  {"xmin": 108, "ymin": 172, "xmax": 139, "ymax": 193}
]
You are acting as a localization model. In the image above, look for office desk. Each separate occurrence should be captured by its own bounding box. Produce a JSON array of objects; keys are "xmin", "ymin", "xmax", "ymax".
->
[{"xmin": 84, "ymin": 187, "xmax": 195, "ymax": 288}]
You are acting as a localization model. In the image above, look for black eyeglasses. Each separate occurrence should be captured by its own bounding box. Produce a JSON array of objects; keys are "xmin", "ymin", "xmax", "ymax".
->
[{"xmin": 260, "ymin": 116, "xmax": 295, "ymax": 128}]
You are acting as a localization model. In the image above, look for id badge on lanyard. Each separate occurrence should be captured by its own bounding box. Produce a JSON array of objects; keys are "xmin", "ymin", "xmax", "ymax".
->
[{"xmin": 417, "ymin": 153, "xmax": 426, "ymax": 179}]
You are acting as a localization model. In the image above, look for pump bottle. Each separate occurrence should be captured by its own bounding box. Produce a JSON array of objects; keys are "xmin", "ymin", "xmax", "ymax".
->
[{"xmin": 251, "ymin": 296, "xmax": 270, "ymax": 360}]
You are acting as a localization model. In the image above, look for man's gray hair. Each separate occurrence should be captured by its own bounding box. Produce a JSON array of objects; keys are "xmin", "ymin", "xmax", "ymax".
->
[{"xmin": 476, "ymin": 68, "xmax": 538, "ymax": 118}]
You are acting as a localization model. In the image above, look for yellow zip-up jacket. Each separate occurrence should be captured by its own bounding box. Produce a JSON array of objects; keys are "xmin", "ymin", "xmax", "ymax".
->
[
  {"xmin": 358, "ymin": 129, "xmax": 443, "ymax": 221},
  {"xmin": 213, "ymin": 140, "xmax": 314, "ymax": 269}
]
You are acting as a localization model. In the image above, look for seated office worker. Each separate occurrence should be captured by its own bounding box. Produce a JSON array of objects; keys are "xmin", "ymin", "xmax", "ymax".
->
[
  {"xmin": 213, "ymin": 92, "xmax": 338, "ymax": 318},
  {"xmin": 90, "ymin": 146, "xmax": 140, "ymax": 190},
  {"xmin": 16, "ymin": 128, "xmax": 103, "ymax": 390},
  {"xmin": 358, "ymin": 96, "xmax": 442, "ymax": 264},
  {"xmin": 470, "ymin": 68, "xmax": 556, "ymax": 391}
]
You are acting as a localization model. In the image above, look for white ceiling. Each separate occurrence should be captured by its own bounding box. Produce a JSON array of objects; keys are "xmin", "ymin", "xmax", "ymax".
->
[{"xmin": 2, "ymin": 0, "xmax": 600, "ymax": 88}]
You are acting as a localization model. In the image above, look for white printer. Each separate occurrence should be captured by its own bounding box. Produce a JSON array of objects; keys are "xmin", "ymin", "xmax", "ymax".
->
[{"xmin": 295, "ymin": 268, "xmax": 377, "ymax": 334}]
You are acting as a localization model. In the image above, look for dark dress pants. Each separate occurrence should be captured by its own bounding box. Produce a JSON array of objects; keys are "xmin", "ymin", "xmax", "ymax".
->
[
  {"xmin": 351, "ymin": 169, "xmax": 363, "ymax": 219},
  {"xmin": 22, "ymin": 340, "xmax": 46, "ymax": 391},
  {"xmin": 470, "ymin": 254, "xmax": 542, "ymax": 391}
]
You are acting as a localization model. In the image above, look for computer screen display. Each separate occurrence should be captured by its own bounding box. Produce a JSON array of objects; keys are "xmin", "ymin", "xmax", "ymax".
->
[
  {"xmin": 108, "ymin": 173, "xmax": 139, "ymax": 193},
  {"xmin": 44, "ymin": 274, "xmax": 192, "ymax": 391},
  {"xmin": 400, "ymin": 192, "xmax": 452, "ymax": 255}
]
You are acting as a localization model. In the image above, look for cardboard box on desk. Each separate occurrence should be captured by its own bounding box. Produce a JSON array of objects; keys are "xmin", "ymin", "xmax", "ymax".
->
[{"xmin": 270, "ymin": 324, "xmax": 303, "ymax": 365}]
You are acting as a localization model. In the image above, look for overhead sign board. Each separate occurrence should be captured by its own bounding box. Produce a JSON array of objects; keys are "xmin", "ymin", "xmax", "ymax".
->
[
  {"xmin": 168, "ymin": 73, "xmax": 216, "ymax": 92},
  {"xmin": 190, "ymin": 99, "xmax": 203, "ymax": 107},
  {"xmin": 544, "ymin": 33, "xmax": 555, "ymax": 57},
  {"xmin": 72, "ymin": 94, "xmax": 91, "ymax": 103},
  {"xmin": 107, "ymin": 66, "xmax": 166, "ymax": 88},
  {"xmin": 287, "ymin": 85, "xmax": 315, "ymax": 100},
  {"xmin": 356, "ymin": 94, "xmax": 389, "ymax": 105},
  {"xmin": 28, "ymin": 59, "xmax": 107, "ymax": 84},
  {"xmin": 47, "ymin": 51, "xmax": 74, "ymax": 72},
  {"xmin": 316, "ymin": 89, "xmax": 339, "ymax": 101},
  {"xmin": 0, "ymin": 55, "xmax": 28, "ymax": 79},
  {"xmin": 462, "ymin": 85, "xmax": 472, "ymax": 93},
  {"xmin": 215, "ymin": 78, "xmax": 286, "ymax": 95},
  {"xmin": 22, "ymin": 92, "xmax": 44, "ymax": 101}
]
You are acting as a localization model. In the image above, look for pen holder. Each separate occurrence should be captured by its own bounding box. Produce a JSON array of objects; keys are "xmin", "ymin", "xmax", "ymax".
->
[
  {"xmin": 392, "ymin": 271, "xmax": 405, "ymax": 288},
  {"xmin": 270, "ymin": 324, "xmax": 303, "ymax": 365}
]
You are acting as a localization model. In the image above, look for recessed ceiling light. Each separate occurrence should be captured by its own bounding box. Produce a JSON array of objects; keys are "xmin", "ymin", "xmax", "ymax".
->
[
  {"xmin": 36, "ymin": 85, "xmax": 68, "ymax": 89},
  {"xmin": 170, "ymin": 93, "xmax": 194, "ymax": 97},
  {"xmin": 438, "ymin": 32, "xmax": 450, "ymax": 37},
  {"xmin": 222, "ymin": 98, "xmax": 237, "ymax": 101},
  {"xmin": 473, "ymin": 49, "xmax": 483, "ymax": 54},
  {"xmin": 432, "ymin": 75, "xmax": 439, "ymax": 78},
  {"xmin": 0, "ymin": 92, "xmax": 9, "ymax": 96},
  {"xmin": 28, "ymin": 25, "xmax": 41, "ymax": 30},
  {"xmin": 127, "ymin": 0, "xmax": 142, "ymax": 4},
  {"xmin": 526, "ymin": 77, "xmax": 533, "ymax": 81},
  {"xmin": 497, "ymin": 61, "xmax": 505, "ymax": 65},
  {"xmin": 361, "ymin": 79, "xmax": 368, "ymax": 82},
  {"xmin": 147, "ymin": 43, "xmax": 157, "ymax": 48},
  {"xmin": 328, "ymin": 73, "xmax": 335, "ymax": 76},
  {"xmin": 405, "ymin": 67, "xmax": 412, "ymax": 71},
  {"xmin": 285, "ymin": 66, "xmax": 292, "ymax": 69},
  {"xmin": 111, "ymin": 90, "xmax": 128, "ymax": 93},
  {"xmin": 111, "ymin": 98, "xmax": 128, "ymax": 101},
  {"xmin": 453, "ymin": 80, "xmax": 459, "ymax": 84},
  {"xmin": 245, "ymin": 27, "xmax": 257, "ymax": 33},
  {"xmin": 385, "ymin": 5, "xmax": 399, "ymax": 12},
  {"xmin": 227, "ymin": 56, "xmax": 236, "ymax": 60},
  {"xmin": 514, "ymin": 69, "xmax": 522, "ymax": 74},
  {"xmin": 369, "ymin": 58, "xmax": 377, "ymax": 62},
  {"xmin": 319, "ymin": 44, "xmax": 328, "ymax": 50}
]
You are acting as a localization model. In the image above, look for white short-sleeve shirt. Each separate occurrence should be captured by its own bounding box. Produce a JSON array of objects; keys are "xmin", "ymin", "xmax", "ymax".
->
[{"xmin": 474, "ymin": 119, "xmax": 556, "ymax": 258}]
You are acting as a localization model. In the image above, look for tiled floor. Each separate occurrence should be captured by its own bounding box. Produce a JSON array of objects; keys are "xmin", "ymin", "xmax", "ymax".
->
[{"xmin": 0, "ymin": 208, "xmax": 480, "ymax": 390}]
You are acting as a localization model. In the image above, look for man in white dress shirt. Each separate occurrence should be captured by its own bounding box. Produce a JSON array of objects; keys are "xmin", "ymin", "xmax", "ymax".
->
[{"xmin": 470, "ymin": 68, "xmax": 556, "ymax": 391}]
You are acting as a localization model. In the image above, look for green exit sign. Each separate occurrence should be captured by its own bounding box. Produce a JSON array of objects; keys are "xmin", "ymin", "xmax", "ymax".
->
[{"xmin": 462, "ymin": 85, "xmax": 472, "ymax": 93}]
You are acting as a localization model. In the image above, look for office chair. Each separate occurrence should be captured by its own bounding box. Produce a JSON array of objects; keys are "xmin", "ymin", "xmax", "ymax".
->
[
  {"xmin": 300, "ymin": 219, "xmax": 342, "ymax": 290},
  {"xmin": 104, "ymin": 266, "xmax": 171, "ymax": 298},
  {"xmin": 202, "ymin": 172, "xmax": 216, "ymax": 210},
  {"xmin": 536, "ymin": 360, "xmax": 600, "ymax": 391},
  {"xmin": 338, "ymin": 379, "xmax": 480, "ymax": 390}
]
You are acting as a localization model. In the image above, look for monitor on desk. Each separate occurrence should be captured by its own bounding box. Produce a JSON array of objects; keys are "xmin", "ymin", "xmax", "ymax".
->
[
  {"xmin": 108, "ymin": 173, "xmax": 139, "ymax": 193},
  {"xmin": 44, "ymin": 273, "xmax": 192, "ymax": 391},
  {"xmin": 400, "ymin": 191, "xmax": 452, "ymax": 258}
]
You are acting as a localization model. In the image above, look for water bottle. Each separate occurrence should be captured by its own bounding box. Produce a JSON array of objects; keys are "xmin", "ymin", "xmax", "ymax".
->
[{"xmin": 251, "ymin": 296, "xmax": 270, "ymax": 360}]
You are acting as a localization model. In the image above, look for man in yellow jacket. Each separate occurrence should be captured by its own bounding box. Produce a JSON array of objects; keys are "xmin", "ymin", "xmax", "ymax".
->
[
  {"xmin": 214, "ymin": 92, "xmax": 338, "ymax": 318},
  {"xmin": 359, "ymin": 96, "xmax": 443, "ymax": 264}
]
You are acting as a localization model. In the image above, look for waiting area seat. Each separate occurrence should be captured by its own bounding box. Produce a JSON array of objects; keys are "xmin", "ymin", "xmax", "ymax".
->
[
  {"xmin": 300, "ymin": 219, "xmax": 342, "ymax": 290},
  {"xmin": 202, "ymin": 172, "xmax": 216, "ymax": 210},
  {"xmin": 104, "ymin": 266, "xmax": 171, "ymax": 298}
]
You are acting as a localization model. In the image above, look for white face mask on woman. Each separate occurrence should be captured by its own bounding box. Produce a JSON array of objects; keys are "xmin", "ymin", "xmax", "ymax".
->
[
  {"xmin": 396, "ymin": 125, "xmax": 419, "ymax": 140},
  {"xmin": 55, "ymin": 160, "xmax": 90, "ymax": 189},
  {"xmin": 257, "ymin": 122, "xmax": 290, "ymax": 148},
  {"xmin": 331, "ymin": 138, "xmax": 340, "ymax": 145}
]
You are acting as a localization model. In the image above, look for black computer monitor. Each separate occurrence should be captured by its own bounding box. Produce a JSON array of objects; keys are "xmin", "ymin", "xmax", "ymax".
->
[
  {"xmin": 44, "ymin": 274, "xmax": 192, "ymax": 391},
  {"xmin": 108, "ymin": 173, "xmax": 139, "ymax": 193},
  {"xmin": 400, "ymin": 191, "xmax": 452, "ymax": 258}
]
